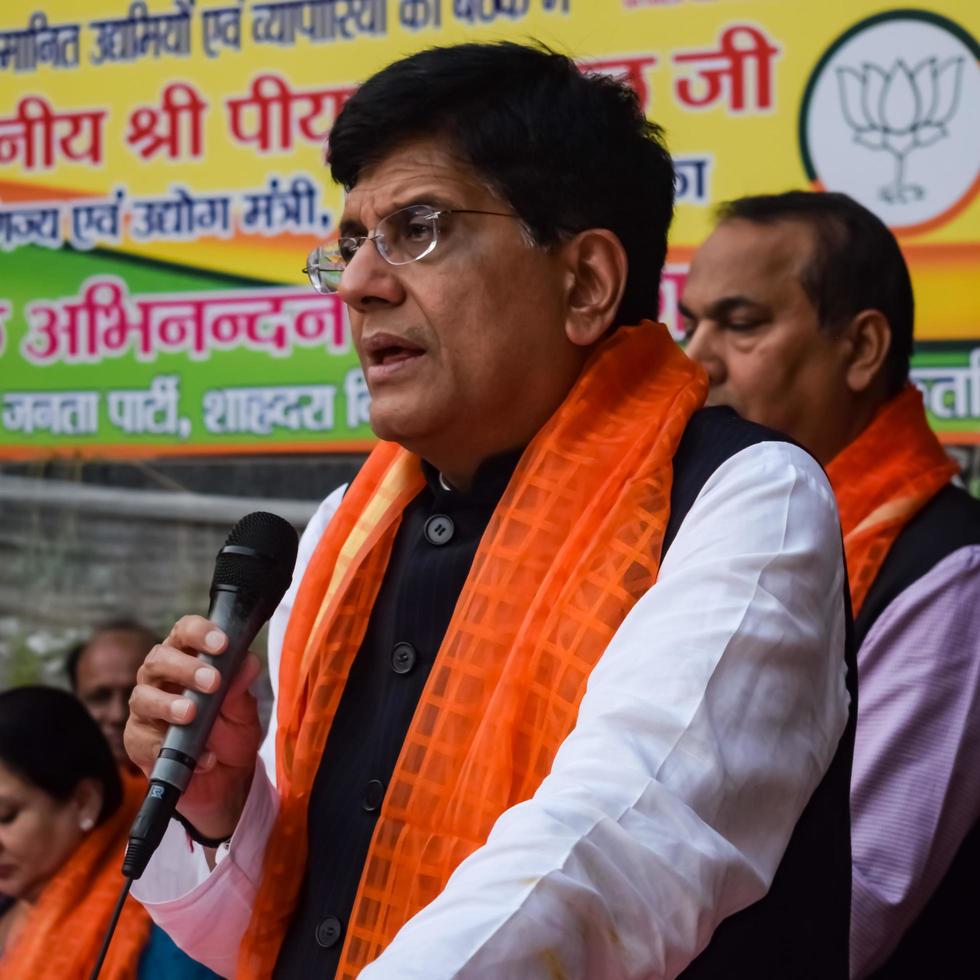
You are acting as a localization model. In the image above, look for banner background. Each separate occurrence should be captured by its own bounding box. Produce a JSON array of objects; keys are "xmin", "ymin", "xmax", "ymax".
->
[{"xmin": 1, "ymin": 0, "xmax": 977, "ymax": 456}]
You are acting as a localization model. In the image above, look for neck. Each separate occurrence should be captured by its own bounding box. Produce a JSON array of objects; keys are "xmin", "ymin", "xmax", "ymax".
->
[
  {"xmin": 413, "ymin": 413, "xmax": 559, "ymax": 492},
  {"xmin": 819, "ymin": 388, "xmax": 892, "ymax": 466},
  {"xmin": 430, "ymin": 446, "xmax": 523, "ymax": 493},
  {"xmin": 437, "ymin": 465, "xmax": 478, "ymax": 494},
  {"xmin": 410, "ymin": 345, "xmax": 593, "ymax": 490},
  {"xmin": 0, "ymin": 897, "xmax": 31, "ymax": 955},
  {"xmin": 21, "ymin": 882, "xmax": 44, "ymax": 906}
]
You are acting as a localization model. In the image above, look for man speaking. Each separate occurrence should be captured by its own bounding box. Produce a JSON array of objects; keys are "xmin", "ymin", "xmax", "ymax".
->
[{"xmin": 126, "ymin": 43, "xmax": 853, "ymax": 978}]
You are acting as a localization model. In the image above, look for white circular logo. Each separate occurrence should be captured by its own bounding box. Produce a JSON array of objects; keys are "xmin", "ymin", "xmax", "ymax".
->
[{"xmin": 800, "ymin": 10, "xmax": 980, "ymax": 233}]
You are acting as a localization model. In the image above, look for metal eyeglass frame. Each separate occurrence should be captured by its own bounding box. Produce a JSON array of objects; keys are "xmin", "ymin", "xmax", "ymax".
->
[{"xmin": 302, "ymin": 203, "xmax": 519, "ymax": 294}]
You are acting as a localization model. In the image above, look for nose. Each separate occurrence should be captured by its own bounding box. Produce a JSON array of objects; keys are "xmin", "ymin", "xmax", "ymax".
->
[
  {"xmin": 336, "ymin": 239, "xmax": 406, "ymax": 314},
  {"xmin": 684, "ymin": 326, "xmax": 726, "ymax": 387}
]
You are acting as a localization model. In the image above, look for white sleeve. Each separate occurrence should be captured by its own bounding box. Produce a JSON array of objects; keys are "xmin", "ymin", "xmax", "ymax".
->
[
  {"xmin": 130, "ymin": 756, "xmax": 280, "ymax": 977},
  {"xmin": 362, "ymin": 441, "xmax": 849, "ymax": 980},
  {"xmin": 131, "ymin": 485, "xmax": 347, "ymax": 973},
  {"xmin": 259, "ymin": 484, "xmax": 348, "ymax": 779}
]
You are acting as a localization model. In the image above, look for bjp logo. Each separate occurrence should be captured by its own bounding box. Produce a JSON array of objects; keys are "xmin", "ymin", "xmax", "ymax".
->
[
  {"xmin": 836, "ymin": 56, "xmax": 964, "ymax": 205},
  {"xmin": 800, "ymin": 11, "xmax": 979, "ymax": 233}
]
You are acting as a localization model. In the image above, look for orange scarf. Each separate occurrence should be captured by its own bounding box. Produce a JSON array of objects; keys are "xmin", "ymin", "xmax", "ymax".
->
[
  {"xmin": 237, "ymin": 323, "xmax": 707, "ymax": 977},
  {"xmin": 0, "ymin": 771, "xmax": 151, "ymax": 979},
  {"xmin": 826, "ymin": 385, "xmax": 957, "ymax": 615}
]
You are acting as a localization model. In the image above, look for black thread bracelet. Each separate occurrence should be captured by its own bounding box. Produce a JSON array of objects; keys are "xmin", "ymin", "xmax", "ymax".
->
[{"xmin": 173, "ymin": 810, "xmax": 232, "ymax": 849}]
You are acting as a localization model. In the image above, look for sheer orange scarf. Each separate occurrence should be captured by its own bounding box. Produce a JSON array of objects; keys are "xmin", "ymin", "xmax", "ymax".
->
[
  {"xmin": 826, "ymin": 385, "xmax": 958, "ymax": 616},
  {"xmin": 0, "ymin": 770, "xmax": 151, "ymax": 979},
  {"xmin": 237, "ymin": 323, "xmax": 707, "ymax": 977}
]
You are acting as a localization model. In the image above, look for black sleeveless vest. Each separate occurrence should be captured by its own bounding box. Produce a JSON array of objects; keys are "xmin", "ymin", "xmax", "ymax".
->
[
  {"xmin": 276, "ymin": 406, "xmax": 855, "ymax": 978},
  {"xmin": 671, "ymin": 408, "xmax": 856, "ymax": 980},
  {"xmin": 860, "ymin": 483, "xmax": 980, "ymax": 980}
]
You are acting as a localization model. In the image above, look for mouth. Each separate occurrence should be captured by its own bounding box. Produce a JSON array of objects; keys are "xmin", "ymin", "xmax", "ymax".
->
[
  {"xmin": 0, "ymin": 863, "xmax": 17, "ymax": 879},
  {"xmin": 361, "ymin": 332, "xmax": 427, "ymax": 382}
]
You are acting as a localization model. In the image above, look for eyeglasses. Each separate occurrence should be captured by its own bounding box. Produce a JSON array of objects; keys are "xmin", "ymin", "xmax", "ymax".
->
[{"xmin": 302, "ymin": 203, "xmax": 519, "ymax": 294}]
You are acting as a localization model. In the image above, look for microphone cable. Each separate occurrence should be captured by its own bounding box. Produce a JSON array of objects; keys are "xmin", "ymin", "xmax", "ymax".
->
[
  {"xmin": 88, "ymin": 510, "xmax": 298, "ymax": 978},
  {"xmin": 88, "ymin": 876, "xmax": 133, "ymax": 980}
]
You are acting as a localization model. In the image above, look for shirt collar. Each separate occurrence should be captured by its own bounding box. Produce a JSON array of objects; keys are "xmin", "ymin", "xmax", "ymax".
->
[{"xmin": 420, "ymin": 448, "xmax": 524, "ymax": 505}]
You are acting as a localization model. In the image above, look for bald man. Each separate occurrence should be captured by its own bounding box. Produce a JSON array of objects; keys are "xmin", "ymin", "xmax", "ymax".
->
[
  {"xmin": 67, "ymin": 620, "xmax": 157, "ymax": 769},
  {"xmin": 683, "ymin": 190, "xmax": 980, "ymax": 978}
]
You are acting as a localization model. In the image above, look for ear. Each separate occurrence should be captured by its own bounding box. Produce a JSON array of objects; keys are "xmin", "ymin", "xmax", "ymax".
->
[
  {"xmin": 71, "ymin": 777, "xmax": 104, "ymax": 832},
  {"xmin": 560, "ymin": 229, "xmax": 628, "ymax": 348},
  {"xmin": 843, "ymin": 310, "xmax": 892, "ymax": 394}
]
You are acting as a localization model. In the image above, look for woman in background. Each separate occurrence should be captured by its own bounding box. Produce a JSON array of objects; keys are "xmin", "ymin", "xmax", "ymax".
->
[{"xmin": 0, "ymin": 685, "xmax": 149, "ymax": 978}]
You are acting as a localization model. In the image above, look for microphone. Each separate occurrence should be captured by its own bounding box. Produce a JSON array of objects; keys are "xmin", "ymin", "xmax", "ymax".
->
[{"xmin": 121, "ymin": 511, "xmax": 298, "ymax": 880}]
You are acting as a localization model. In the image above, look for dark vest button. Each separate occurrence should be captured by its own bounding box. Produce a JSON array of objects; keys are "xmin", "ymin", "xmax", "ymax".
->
[
  {"xmin": 362, "ymin": 778, "xmax": 386, "ymax": 813},
  {"xmin": 423, "ymin": 513, "xmax": 455, "ymax": 546},
  {"xmin": 391, "ymin": 641, "xmax": 417, "ymax": 675},
  {"xmin": 315, "ymin": 915, "xmax": 343, "ymax": 949}
]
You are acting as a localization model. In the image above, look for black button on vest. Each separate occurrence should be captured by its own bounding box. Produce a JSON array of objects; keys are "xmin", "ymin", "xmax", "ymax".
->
[
  {"xmin": 315, "ymin": 916, "xmax": 342, "ymax": 949},
  {"xmin": 423, "ymin": 514, "xmax": 454, "ymax": 545},
  {"xmin": 391, "ymin": 641, "xmax": 417, "ymax": 674},
  {"xmin": 273, "ymin": 450, "xmax": 524, "ymax": 979},
  {"xmin": 273, "ymin": 416, "xmax": 855, "ymax": 978},
  {"xmin": 361, "ymin": 779, "xmax": 385, "ymax": 813}
]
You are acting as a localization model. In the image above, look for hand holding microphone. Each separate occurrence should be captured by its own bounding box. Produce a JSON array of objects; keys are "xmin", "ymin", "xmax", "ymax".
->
[
  {"xmin": 122, "ymin": 512, "xmax": 298, "ymax": 876},
  {"xmin": 125, "ymin": 616, "xmax": 262, "ymax": 846}
]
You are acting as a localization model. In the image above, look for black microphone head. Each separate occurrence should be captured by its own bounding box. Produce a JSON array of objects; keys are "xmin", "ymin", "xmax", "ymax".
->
[{"xmin": 210, "ymin": 511, "xmax": 299, "ymax": 610}]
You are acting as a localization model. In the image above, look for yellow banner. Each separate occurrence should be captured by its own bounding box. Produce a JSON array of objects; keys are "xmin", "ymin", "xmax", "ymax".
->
[{"xmin": 0, "ymin": 0, "xmax": 977, "ymax": 456}]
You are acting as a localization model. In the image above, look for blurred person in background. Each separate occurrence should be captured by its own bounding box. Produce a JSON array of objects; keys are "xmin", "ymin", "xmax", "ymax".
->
[
  {"xmin": 0, "ymin": 686, "xmax": 149, "ymax": 978},
  {"xmin": 67, "ymin": 620, "xmax": 158, "ymax": 771},
  {"xmin": 682, "ymin": 190, "xmax": 980, "ymax": 978},
  {"xmin": 65, "ymin": 624, "xmax": 223, "ymax": 979}
]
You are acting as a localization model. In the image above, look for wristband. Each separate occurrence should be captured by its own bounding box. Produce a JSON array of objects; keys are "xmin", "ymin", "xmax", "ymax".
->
[{"xmin": 173, "ymin": 809, "xmax": 232, "ymax": 849}]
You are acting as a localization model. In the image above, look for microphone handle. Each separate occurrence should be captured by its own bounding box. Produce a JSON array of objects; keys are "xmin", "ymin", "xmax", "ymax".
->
[
  {"xmin": 153, "ymin": 586, "xmax": 269, "ymax": 792},
  {"xmin": 122, "ymin": 586, "xmax": 269, "ymax": 879}
]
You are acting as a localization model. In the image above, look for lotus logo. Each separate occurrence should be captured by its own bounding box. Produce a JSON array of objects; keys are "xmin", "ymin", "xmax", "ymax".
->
[
  {"xmin": 836, "ymin": 58, "xmax": 964, "ymax": 204},
  {"xmin": 800, "ymin": 11, "xmax": 980, "ymax": 233}
]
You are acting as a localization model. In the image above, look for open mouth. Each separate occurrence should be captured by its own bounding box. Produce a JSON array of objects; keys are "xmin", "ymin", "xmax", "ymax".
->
[
  {"xmin": 373, "ymin": 345, "xmax": 424, "ymax": 367},
  {"xmin": 362, "ymin": 333, "xmax": 426, "ymax": 376}
]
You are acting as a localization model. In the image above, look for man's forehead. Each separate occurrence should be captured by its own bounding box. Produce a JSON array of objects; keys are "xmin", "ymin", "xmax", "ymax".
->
[
  {"xmin": 77, "ymin": 632, "xmax": 147, "ymax": 679},
  {"xmin": 340, "ymin": 139, "xmax": 494, "ymax": 223},
  {"xmin": 686, "ymin": 220, "xmax": 814, "ymax": 297}
]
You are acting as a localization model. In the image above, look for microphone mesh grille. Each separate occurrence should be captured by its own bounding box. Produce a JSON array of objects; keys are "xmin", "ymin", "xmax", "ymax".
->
[{"xmin": 211, "ymin": 511, "xmax": 299, "ymax": 600}]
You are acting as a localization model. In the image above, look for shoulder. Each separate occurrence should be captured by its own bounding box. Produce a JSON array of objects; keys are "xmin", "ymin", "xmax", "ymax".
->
[
  {"xmin": 908, "ymin": 482, "xmax": 980, "ymax": 542},
  {"xmin": 674, "ymin": 406, "xmax": 829, "ymax": 499},
  {"xmin": 280, "ymin": 484, "xmax": 348, "ymax": 606},
  {"xmin": 879, "ymin": 483, "xmax": 980, "ymax": 579},
  {"xmin": 666, "ymin": 407, "xmax": 836, "ymax": 555},
  {"xmin": 306, "ymin": 484, "xmax": 347, "ymax": 533},
  {"xmin": 266, "ymin": 483, "xmax": 350, "ymax": 706},
  {"xmin": 856, "ymin": 484, "xmax": 980, "ymax": 645},
  {"xmin": 674, "ymin": 406, "xmax": 811, "ymax": 471},
  {"xmin": 862, "ymin": 542, "xmax": 980, "ymax": 653},
  {"xmin": 661, "ymin": 426, "xmax": 841, "ymax": 592}
]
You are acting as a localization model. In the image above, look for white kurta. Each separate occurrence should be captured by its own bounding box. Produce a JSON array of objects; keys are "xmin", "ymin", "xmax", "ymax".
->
[{"xmin": 133, "ymin": 440, "xmax": 849, "ymax": 980}]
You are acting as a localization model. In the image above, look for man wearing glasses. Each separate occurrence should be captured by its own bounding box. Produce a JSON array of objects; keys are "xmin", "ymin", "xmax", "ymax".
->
[{"xmin": 126, "ymin": 43, "xmax": 853, "ymax": 978}]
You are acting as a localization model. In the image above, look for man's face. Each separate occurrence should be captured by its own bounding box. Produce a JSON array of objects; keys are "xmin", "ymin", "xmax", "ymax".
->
[
  {"xmin": 681, "ymin": 219, "xmax": 852, "ymax": 463},
  {"xmin": 74, "ymin": 632, "xmax": 148, "ymax": 767},
  {"xmin": 336, "ymin": 139, "xmax": 585, "ymax": 481}
]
